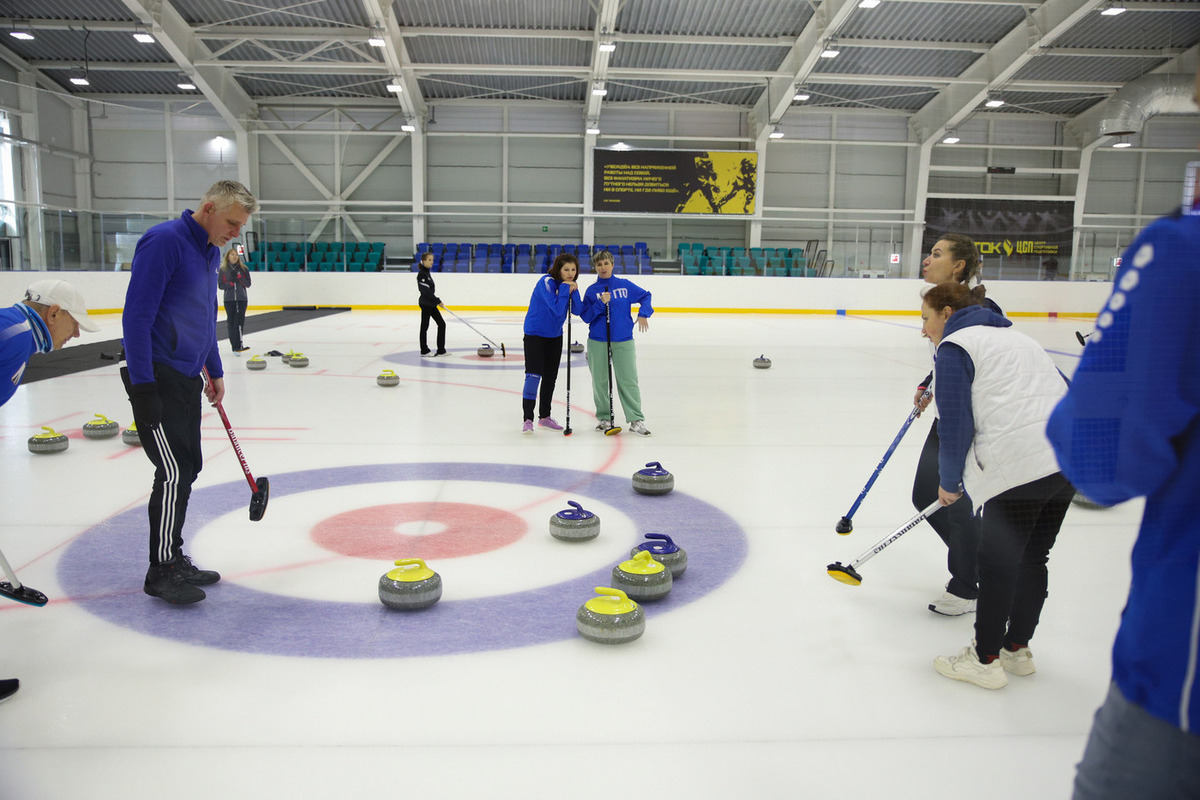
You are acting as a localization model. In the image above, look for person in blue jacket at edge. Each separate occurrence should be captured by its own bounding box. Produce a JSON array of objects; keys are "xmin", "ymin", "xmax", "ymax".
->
[
  {"xmin": 121, "ymin": 180, "xmax": 257, "ymax": 606},
  {"xmin": 1046, "ymin": 70, "xmax": 1200, "ymax": 800},
  {"xmin": 520, "ymin": 252, "xmax": 580, "ymax": 434},
  {"xmin": 0, "ymin": 279, "xmax": 98, "ymax": 702}
]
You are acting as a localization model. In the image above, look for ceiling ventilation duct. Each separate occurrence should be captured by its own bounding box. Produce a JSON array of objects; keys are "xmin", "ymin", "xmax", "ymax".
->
[{"xmin": 1076, "ymin": 73, "xmax": 1197, "ymax": 142}]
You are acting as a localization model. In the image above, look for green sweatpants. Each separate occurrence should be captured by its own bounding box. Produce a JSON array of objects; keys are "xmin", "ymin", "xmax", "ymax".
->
[{"xmin": 587, "ymin": 338, "xmax": 643, "ymax": 423}]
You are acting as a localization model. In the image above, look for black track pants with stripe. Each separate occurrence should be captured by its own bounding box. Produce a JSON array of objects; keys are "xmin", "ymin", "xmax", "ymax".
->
[{"xmin": 122, "ymin": 363, "xmax": 204, "ymax": 566}]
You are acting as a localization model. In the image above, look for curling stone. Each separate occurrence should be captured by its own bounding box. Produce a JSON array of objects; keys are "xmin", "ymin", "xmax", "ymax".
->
[
  {"xmin": 378, "ymin": 558, "xmax": 443, "ymax": 610},
  {"xmin": 550, "ymin": 500, "xmax": 601, "ymax": 542},
  {"xmin": 246, "ymin": 355, "xmax": 267, "ymax": 370},
  {"xmin": 122, "ymin": 423, "xmax": 141, "ymax": 446},
  {"xmin": 611, "ymin": 549, "xmax": 672, "ymax": 602},
  {"xmin": 289, "ymin": 353, "xmax": 309, "ymax": 368},
  {"xmin": 1071, "ymin": 491, "xmax": 1112, "ymax": 510},
  {"xmin": 631, "ymin": 533, "xmax": 688, "ymax": 578},
  {"xmin": 281, "ymin": 350, "xmax": 294, "ymax": 363},
  {"xmin": 477, "ymin": 344, "xmax": 494, "ymax": 358},
  {"xmin": 82, "ymin": 414, "xmax": 120, "ymax": 440},
  {"xmin": 753, "ymin": 354, "xmax": 772, "ymax": 369},
  {"xmin": 632, "ymin": 461, "xmax": 674, "ymax": 496},
  {"xmin": 377, "ymin": 369, "xmax": 400, "ymax": 387},
  {"xmin": 27, "ymin": 426, "xmax": 69, "ymax": 454},
  {"xmin": 570, "ymin": 341, "xmax": 585, "ymax": 354},
  {"xmin": 576, "ymin": 587, "xmax": 645, "ymax": 645}
]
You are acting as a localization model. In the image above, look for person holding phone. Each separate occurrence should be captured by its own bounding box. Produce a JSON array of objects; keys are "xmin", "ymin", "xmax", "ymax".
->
[{"xmin": 219, "ymin": 242, "xmax": 251, "ymax": 353}]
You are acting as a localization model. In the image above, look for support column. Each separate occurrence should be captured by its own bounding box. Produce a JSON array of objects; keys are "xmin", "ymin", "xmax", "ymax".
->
[
  {"xmin": 582, "ymin": 131, "xmax": 596, "ymax": 246},
  {"xmin": 17, "ymin": 73, "xmax": 44, "ymax": 270},
  {"xmin": 411, "ymin": 127, "xmax": 426, "ymax": 246},
  {"xmin": 72, "ymin": 103, "xmax": 96, "ymax": 269}
]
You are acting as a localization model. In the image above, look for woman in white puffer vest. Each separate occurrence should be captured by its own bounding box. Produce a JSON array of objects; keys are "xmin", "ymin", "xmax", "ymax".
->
[{"xmin": 920, "ymin": 281, "xmax": 1073, "ymax": 690}]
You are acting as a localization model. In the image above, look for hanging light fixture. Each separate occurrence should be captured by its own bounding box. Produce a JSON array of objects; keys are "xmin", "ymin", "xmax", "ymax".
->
[
  {"xmin": 942, "ymin": 130, "xmax": 960, "ymax": 144},
  {"xmin": 1100, "ymin": 1, "xmax": 1127, "ymax": 15},
  {"xmin": 821, "ymin": 39, "xmax": 840, "ymax": 58},
  {"xmin": 592, "ymin": 82, "xmax": 608, "ymax": 96},
  {"xmin": 985, "ymin": 94, "xmax": 1005, "ymax": 108},
  {"xmin": 1112, "ymin": 137, "xmax": 1133, "ymax": 148},
  {"xmin": 386, "ymin": 79, "xmax": 404, "ymax": 93},
  {"xmin": 9, "ymin": 22, "xmax": 34, "ymax": 41},
  {"xmin": 769, "ymin": 125, "xmax": 785, "ymax": 139},
  {"xmin": 793, "ymin": 86, "xmax": 811, "ymax": 102},
  {"xmin": 368, "ymin": 27, "xmax": 386, "ymax": 47},
  {"xmin": 133, "ymin": 26, "xmax": 155, "ymax": 44}
]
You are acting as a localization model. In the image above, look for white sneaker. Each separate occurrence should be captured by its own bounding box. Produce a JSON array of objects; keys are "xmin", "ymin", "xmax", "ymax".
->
[
  {"xmin": 929, "ymin": 591, "xmax": 977, "ymax": 616},
  {"xmin": 999, "ymin": 646, "xmax": 1036, "ymax": 676},
  {"xmin": 596, "ymin": 420, "xmax": 615, "ymax": 432},
  {"xmin": 628, "ymin": 420, "xmax": 651, "ymax": 436},
  {"xmin": 934, "ymin": 643, "xmax": 1008, "ymax": 689}
]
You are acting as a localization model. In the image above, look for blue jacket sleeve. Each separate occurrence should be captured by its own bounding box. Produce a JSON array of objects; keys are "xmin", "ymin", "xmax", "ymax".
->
[
  {"xmin": 1047, "ymin": 217, "xmax": 1200, "ymax": 506},
  {"xmin": 580, "ymin": 286, "xmax": 603, "ymax": 324},
  {"xmin": 630, "ymin": 282, "xmax": 653, "ymax": 317},
  {"xmin": 933, "ymin": 342, "xmax": 976, "ymax": 492}
]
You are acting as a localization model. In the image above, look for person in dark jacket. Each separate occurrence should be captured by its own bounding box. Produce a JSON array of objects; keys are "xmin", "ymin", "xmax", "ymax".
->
[
  {"xmin": 415, "ymin": 251, "xmax": 446, "ymax": 356},
  {"xmin": 218, "ymin": 243, "xmax": 251, "ymax": 353},
  {"xmin": 122, "ymin": 179, "xmax": 257, "ymax": 606},
  {"xmin": 913, "ymin": 233, "xmax": 1003, "ymax": 616}
]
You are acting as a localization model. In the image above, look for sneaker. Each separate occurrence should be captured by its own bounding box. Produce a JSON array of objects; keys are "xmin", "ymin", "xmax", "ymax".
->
[
  {"xmin": 596, "ymin": 420, "xmax": 615, "ymax": 432},
  {"xmin": 234, "ymin": 346, "xmax": 250, "ymax": 353},
  {"xmin": 0, "ymin": 678, "xmax": 17, "ymax": 703},
  {"xmin": 538, "ymin": 417, "xmax": 563, "ymax": 430},
  {"xmin": 421, "ymin": 349, "xmax": 432, "ymax": 356},
  {"xmin": 144, "ymin": 562, "xmax": 206, "ymax": 605},
  {"xmin": 628, "ymin": 420, "xmax": 651, "ymax": 436},
  {"xmin": 175, "ymin": 554, "xmax": 220, "ymax": 586},
  {"xmin": 522, "ymin": 420, "xmax": 534, "ymax": 435},
  {"xmin": 435, "ymin": 350, "xmax": 447, "ymax": 356},
  {"xmin": 929, "ymin": 590, "xmax": 977, "ymax": 616},
  {"xmin": 934, "ymin": 643, "xmax": 1008, "ymax": 689},
  {"xmin": 999, "ymin": 646, "xmax": 1036, "ymax": 676}
]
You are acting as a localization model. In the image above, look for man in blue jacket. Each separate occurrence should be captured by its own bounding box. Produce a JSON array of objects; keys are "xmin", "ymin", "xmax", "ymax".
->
[
  {"xmin": 579, "ymin": 250, "xmax": 654, "ymax": 435},
  {"xmin": 1, "ymin": 278, "xmax": 98, "ymax": 702},
  {"xmin": 122, "ymin": 180, "xmax": 257, "ymax": 605},
  {"xmin": 1047, "ymin": 72, "xmax": 1200, "ymax": 798}
]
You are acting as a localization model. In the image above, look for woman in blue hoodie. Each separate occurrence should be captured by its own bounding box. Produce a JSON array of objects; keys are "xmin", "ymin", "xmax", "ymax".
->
[
  {"xmin": 579, "ymin": 249, "xmax": 654, "ymax": 435},
  {"xmin": 520, "ymin": 253, "xmax": 580, "ymax": 434},
  {"xmin": 920, "ymin": 281, "xmax": 1073, "ymax": 690}
]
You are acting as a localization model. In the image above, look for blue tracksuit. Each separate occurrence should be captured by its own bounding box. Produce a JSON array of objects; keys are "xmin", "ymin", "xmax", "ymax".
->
[
  {"xmin": 1047, "ymin": 209, "xmax": 1200, "ymax": 732},
  {"xmin": 123, "ymin": 210, "xmax": 224, "ymax": 385},
  {"xmin": 523, "ymin": 275, "xmax": 580, "ymax": 337},
  {"xmin": 0, "ymin": 302, "xmax": 51, "ymax": 408},
  {"xmin": 579, "ymin": 277, "xmax": 653, "ymax": 340}
]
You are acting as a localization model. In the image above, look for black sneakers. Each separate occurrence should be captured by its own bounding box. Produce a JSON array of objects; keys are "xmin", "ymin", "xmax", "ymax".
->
[
  {"xmin": 0, "ymin": 678, "xmax": 18, "ymax": 702},
  {"xmin": 144, "ymin": 559, "xmax": 213, "ymax": 605},
  {"xmin": 175, "ymin": 554, "xmax": 221, "ymax": 586}
]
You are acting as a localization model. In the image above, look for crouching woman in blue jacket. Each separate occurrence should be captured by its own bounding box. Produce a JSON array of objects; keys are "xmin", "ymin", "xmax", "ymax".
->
[{"xmin": 921, "ymin": 281, "xmax": 1074, "ymax": 690}]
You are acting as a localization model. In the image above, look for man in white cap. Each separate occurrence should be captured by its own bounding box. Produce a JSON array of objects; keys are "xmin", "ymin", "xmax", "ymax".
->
[{"xmin": 0, "ymin": 278, "xmax": 98, "ymax": 703}]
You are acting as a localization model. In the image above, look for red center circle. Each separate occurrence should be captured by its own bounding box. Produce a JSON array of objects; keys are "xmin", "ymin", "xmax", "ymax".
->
[{"xmin": 310, "ymin": 502, "xmax": 528, "ymax": 559}]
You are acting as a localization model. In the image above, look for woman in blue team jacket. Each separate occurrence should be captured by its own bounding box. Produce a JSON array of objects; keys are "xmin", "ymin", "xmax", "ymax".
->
[{"xmin": 520, "ymin": 253, "xmax": 580, "ymax": 434}]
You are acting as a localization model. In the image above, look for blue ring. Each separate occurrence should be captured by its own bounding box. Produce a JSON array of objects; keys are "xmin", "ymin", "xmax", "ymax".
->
[{"xmin": 58, "ymin": 463, "xmax": 747, "ymax": 659}]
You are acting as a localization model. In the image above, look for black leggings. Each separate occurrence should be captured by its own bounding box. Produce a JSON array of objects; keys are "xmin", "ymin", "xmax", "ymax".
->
[
  {"xmin": 522, "ymin": 334, "xmax": 562, "ymax": 420},
  {"xmin": 974, "ymin": 472, "xmax": 1074, "ymax": 658},
  {"xmin": 420, "ymin": 306, "xmax": 446, "ymax": 353},
  {"xmin": 913, "ymin": 419, "xmax": 982, "ymax": 599},
  {"xmin": 224, "ymin": 300, "xmax": 246, "ymax": 350}
]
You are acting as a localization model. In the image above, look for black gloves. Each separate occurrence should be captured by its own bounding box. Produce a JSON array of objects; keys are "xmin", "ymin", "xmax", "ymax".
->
[{"xmin": 129, "ymin": 382, "xmax": 162, "ymax": 429}]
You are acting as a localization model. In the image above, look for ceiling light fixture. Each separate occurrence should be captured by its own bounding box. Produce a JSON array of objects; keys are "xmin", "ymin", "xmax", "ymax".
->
[
  {"xmin": 386, "ymin": 80, "xmax": 404, "ymax": 93},
  {"xmin": 942, "ymin": 131, "xmax": 960, "ymax": 144},
  {"xmin": 586, "ymin": 125, "xmax": 601, "ymax": 135},
  {"xmin": 985, "ymin": 96, "xmax": 1005, "ymax": 108},
  {"xmin": 1100, "ymin": 2, "xmax": 1127, "ymax": 15},
  {"xmin": 592, "ymin": 83, "xmax": 608, "ymax": 96},
  {"xmin": 9, "ymin": 22, "xmax": 33, "ymax": 41},
  {"xmin": 70, "ymin": 72, "xmax": 90, "ymax": 86},
  {"xmin": 401, "ymin": 123, "xmax": 416, "ymax": 132},
  {"xmin": 769, "ymin": 125, "xmax": 785, "ymax": 139},
  {"xmin": 1112, "ymin": 137, "xmax": 1133, "ymax": 148},
  {"xmin": 820, "ymin": 39, "xmax": 840, "ymax": 58},
  {"xmin": 793, "ymin": 87, "xmax": 811, "ymax": 102},
  {"xmin": 858, "ymin": 0, "xmax": 881, "ymax": 7},
  {"xmin": 598, "ymin": 40, "xmax": 616, "ymax": 53},
  {"xmin": 177, "ymin": 80, "xmax": 197, "ymax": 90},
  {"xmin": 368, "ymin": 28, "xmax": 386, "ymax": 47},
  {"xmin": 133, "ymin": 27, "xmax": 155, "ymax": 44}
]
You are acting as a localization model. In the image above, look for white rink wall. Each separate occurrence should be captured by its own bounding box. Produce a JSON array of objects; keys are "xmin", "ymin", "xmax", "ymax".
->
[{"xmin": 0, "ymin": 271, "xmax": 1111, "ymax": 318}]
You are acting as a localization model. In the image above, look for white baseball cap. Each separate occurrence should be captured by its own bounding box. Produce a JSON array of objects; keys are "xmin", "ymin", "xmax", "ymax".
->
[{"xmin": 25, "ymin": 279, "xmax": 100, "ymax": 332}]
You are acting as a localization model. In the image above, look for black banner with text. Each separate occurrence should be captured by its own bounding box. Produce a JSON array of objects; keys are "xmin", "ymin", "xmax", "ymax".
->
[{"xmin": 923, "ymin": 197, "xmax": 1074, "ymax": 260}]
